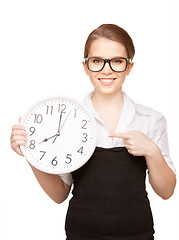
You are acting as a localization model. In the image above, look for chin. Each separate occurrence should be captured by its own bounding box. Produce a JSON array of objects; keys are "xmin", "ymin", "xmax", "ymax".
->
[{"xmin": 96, "ymin": 87, "xmax": 120, "ymax": 96}]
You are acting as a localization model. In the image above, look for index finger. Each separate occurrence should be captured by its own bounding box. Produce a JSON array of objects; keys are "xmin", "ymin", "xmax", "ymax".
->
[{"xmin": 108, "ymin": 132, "xmax": 130, "ymax": 139}]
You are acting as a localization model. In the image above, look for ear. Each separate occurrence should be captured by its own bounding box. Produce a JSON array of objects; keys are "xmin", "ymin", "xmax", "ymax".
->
[
  {"xmin": 126, "ymin": 61, "xmax": 134, "ymax": 76},
  {"xmin": 82, "ymin": 60, "xmax": 90, "ymax": 76}
]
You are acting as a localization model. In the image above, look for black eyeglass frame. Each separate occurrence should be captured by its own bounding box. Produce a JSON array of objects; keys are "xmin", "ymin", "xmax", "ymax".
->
[{"xmin": 84, "ymin": 57, "xmax": 132, "ymax": 73}]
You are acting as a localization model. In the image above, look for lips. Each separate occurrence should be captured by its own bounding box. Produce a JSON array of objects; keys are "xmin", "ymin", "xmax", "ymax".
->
[{"xmin": 98, "ymin": 78, "xmax": 116, "ymax": 86}]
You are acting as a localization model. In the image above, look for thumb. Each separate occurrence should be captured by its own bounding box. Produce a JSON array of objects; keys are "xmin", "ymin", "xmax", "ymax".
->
[{"xmin": 19, "ymin": 116, "xmax": 22, "ymax": 123}]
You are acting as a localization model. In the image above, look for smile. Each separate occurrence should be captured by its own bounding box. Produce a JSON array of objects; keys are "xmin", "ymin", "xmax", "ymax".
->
[{"xmin": 98, "ymin": 78, "xmax": 116, "ymax": 86}]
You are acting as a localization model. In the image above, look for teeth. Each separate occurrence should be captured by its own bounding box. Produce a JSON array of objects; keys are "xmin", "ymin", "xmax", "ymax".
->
[{"xmin": 100, "ymin": 79, "xmax": 113, "ymax": 83}]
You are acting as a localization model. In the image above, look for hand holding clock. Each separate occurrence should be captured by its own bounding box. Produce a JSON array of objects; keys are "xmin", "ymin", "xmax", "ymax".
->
[
  {"xmin": 10, "ymin": 117, "xmax": 72, "ymax": 204},
  {"xmin": 10, "ymin": 118, "xmax": 27, "ymax": 156}
]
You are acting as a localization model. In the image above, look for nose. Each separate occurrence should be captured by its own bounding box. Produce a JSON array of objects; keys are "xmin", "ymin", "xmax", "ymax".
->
[{"xmin": 101, "ymin": 61, "xmax": 113, "ymax": 75}]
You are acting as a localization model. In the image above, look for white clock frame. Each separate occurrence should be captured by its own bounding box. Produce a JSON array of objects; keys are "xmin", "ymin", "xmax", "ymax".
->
[{"xmin": 20, "ymin": 96, "xmax": 97, "ymax": 174}]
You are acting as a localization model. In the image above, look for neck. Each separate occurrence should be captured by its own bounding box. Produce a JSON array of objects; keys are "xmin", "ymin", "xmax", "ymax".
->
[{"xmin": 91, "ymin": 90, "xmax": 124, "ymax": 110}]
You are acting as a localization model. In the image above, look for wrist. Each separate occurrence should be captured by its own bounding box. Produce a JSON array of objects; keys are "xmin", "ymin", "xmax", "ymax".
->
[{"xmin": 144, "ymin": 141, "xmax": 159, "ymax": 158}]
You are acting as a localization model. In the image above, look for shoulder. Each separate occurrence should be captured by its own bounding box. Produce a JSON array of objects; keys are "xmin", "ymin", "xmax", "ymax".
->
[
  {"xmin": 137, "ymin": 101, "xmax": 166, "ymax": 121},
  {"xmin": 124, "ymin": 92, "xmax": 162, "ymax": 117},
  {"xmin": 125, "ymin": 93, "xmax": 167, "ymax": 133},
  {"xmin": 128, "ymin": 93, "xmax": 166, "ymax": 123},
  {"xmin": 134, "ymin": 102, "xmax": 164, "ymax": 119},
  {"xmin": 133, "ymin": 102, "xmax": 167, "ymax": 138}
]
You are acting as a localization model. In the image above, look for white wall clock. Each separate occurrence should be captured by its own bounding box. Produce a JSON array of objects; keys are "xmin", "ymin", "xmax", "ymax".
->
[{"xmin": 20, "ymin": 96, "xmax": 97, "ymax": 174}]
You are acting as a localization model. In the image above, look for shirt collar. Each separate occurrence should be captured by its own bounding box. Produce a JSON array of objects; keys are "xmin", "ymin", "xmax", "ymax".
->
[
  {"xmin": 83, "ymin": 91, "xmax": 136, "ymax": 132},
  {"xmin": 117, "ymin": 92, "xmax": 136, "ymax": 132}
]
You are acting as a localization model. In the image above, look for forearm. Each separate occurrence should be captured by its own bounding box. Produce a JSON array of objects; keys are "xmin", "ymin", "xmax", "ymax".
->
[
  {"xmin": 109, "ymin": 131, "xmax": 176, "ymax": 199},
  {"xmin": 145, "ymin": 143, "xmax": 176, "ymax": 199},
  {"xmin": 28, "ymin": 163, "xmax": 71, "ymax": 203}
]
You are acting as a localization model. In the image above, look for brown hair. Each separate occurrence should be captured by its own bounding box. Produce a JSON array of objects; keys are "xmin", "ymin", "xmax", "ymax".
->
[{"xmin": 84, "ymin": 24, "xmax": 135, "ymax": 60}]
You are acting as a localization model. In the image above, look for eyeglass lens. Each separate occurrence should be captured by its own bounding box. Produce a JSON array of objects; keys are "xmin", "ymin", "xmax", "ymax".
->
[{"xmin": 88, "ymin": 57, "xmax": 128, "ymax": 72}]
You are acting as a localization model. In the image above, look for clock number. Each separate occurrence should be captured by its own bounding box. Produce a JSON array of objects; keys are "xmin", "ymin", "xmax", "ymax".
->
[
  {"xmin": 65, "ymin": 154, "xmax": 72, "ymax": 164},
  {"xmin": 29, "ymin": 127, "xmax": 36, "ymax": 136},
  {"xmin": 34, "ymin": 114, "xmax": 43, "ymax": 123},
  {"xmin": 58, "ymin": 104, "xmax": 66, "ymax": 113},
  {"xmin": 82, "ymin": 120, "xmax": 87, "ymax": 129},
  {"xmin": 82, "ymin": 133, "xmax": 88, "ymax": 142},
  {"xmin": 40, "ymin": 151, "xmax": 46, "ymax": 160},
  {"xmin": 74, "ymin": 109, "xmax": 77, "ymax": 118},
  {"xmin": 51, "ymin": 157, "xmax": 58, "ymax": 166},
  {"xmin": 46, "ymin": 105, "xmax": 53, "ymax": 115},
  {"xmin": 77, "ymin": 146, "xmax": 83, "ymax": 155},
  {"xmin": 29, "ymin": 140, "xmax": 36, "ymax": 149}
]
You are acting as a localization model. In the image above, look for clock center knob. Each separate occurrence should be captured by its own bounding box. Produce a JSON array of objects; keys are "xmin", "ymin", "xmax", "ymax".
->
[{"xmin": 56, "ymin": 132, "xmax": 60, "ymax": 137}]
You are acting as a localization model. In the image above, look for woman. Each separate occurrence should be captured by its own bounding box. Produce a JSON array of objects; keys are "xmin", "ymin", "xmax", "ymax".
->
[{"xmin": 10, "ymin": 24, "xmax": 176, "ymax": 240}]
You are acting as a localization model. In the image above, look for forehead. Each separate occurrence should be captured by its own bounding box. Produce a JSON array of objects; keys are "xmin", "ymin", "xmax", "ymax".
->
[{"xmin": 89, "ymin": 38, "xmax": 127, "ymax": 58}]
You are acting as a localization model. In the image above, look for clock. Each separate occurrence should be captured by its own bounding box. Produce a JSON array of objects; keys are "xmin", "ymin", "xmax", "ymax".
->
[{"xmin": 20, "ymin": 96, "xmax": 97, "ymax": 174}]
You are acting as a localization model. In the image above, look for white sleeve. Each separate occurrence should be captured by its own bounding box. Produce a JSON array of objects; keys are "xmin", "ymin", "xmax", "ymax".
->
[
  {"xmin": 58, "ymin": 173, "xmax": 73, "ymax": 186},
  {"xmin": 149, "ymin": 113, "xmax": 176, "ymax": 175}
]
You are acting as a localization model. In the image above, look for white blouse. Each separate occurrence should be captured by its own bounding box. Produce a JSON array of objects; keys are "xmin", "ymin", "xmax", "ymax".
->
[{"xmin": 59, "ymin": 91, "xmax": 176, "ymax": 186}]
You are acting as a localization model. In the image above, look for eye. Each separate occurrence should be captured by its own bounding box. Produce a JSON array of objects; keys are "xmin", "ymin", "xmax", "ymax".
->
[
  {"xmin": 92, "ymin": 58, "xmax": 103, "ymax": 64},
  {"xmin": 112, "ymin": 58, "xmax": 123, "ymax": 64}
]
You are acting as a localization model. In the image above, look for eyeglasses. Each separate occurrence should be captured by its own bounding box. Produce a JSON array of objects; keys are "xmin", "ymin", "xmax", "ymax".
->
[{"xmin": 84, "ymin": 57, "xmax": 131, "ymax": 72}]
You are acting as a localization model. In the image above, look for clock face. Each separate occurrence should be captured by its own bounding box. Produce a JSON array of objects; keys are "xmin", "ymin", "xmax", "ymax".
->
[{"xmin": 20, "ymin": 97, "xmax": 97, "ymax": 174}]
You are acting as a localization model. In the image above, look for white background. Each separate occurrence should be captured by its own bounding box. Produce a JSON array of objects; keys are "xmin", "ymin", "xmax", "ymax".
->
[{"xmin": 0, "ymin": 0, "xmax": 179, "ymax": 239}]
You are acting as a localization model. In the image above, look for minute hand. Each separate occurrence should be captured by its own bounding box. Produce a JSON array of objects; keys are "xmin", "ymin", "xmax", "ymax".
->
[
  {"xmin": 52, "ymin": 111, "xmax": 63, "ymax": 144},
  {"xmin": 57, "ymin": 111, "xmax": 63, "ymax": 133},
  {"xmin": 52, "ymin": 110, "xmax": 71, "ymax": 144}
]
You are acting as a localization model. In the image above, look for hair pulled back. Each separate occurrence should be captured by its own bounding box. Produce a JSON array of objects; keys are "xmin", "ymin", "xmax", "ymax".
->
[{"xmin": 84, "ymin": 24, "xmax": 135, "ymax": 60}]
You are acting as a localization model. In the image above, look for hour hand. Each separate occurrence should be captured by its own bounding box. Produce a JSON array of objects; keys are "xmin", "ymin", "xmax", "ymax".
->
[{"xmin": 39, "ymin": 134, "xmax": 57, "ymax": 144}]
